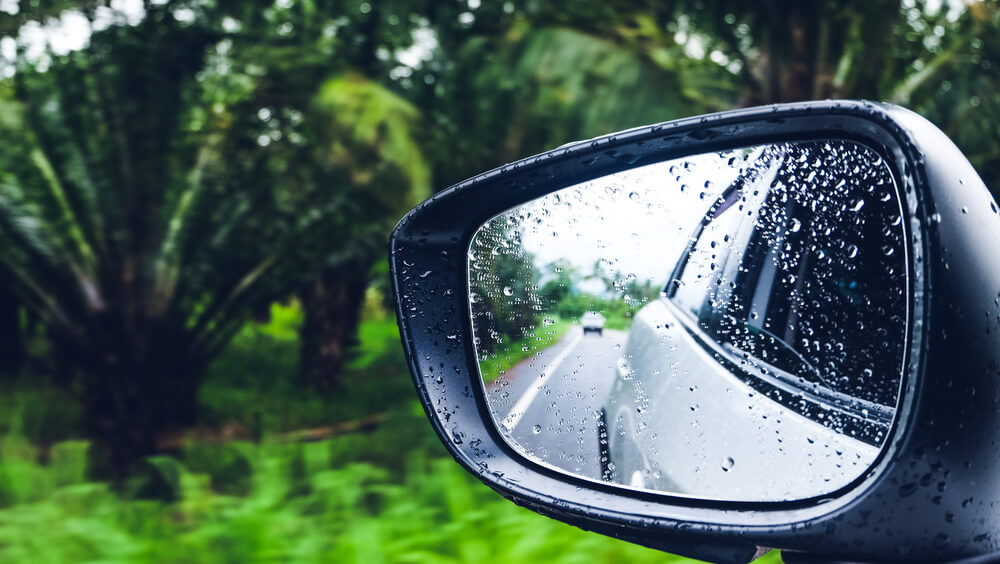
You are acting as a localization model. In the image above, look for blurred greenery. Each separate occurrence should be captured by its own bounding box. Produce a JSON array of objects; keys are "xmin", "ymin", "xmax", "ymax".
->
[{"xmin": 0, "ymin": 0, "xmax": 997, "ymax": 561}]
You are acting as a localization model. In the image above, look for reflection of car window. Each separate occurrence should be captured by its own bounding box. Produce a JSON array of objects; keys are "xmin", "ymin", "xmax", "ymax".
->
[
  {"xmin": 669, "ymin": 193, "xmax": 739, "ymax": 318},
  {"xmin": 665, "ymin": 141, "xmax": 906, "ymax": 414},
  {"xmin": 667, "ymin": 148, "xmax": 780, "ymax": 322}
]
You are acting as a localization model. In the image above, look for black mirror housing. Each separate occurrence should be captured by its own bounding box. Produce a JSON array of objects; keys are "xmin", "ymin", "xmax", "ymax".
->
[{"xmin": 390, "ymin": 100, "xmax": 1000, "ymax": 564}]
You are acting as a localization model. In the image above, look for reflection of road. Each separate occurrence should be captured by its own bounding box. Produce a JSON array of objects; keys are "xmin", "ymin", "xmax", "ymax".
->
[{"xmin": 487, "ymin": 326, "xmax": 625, "ymax": 480}]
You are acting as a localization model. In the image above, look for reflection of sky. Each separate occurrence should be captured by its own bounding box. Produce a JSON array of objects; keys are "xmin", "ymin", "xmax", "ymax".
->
[{"xmin": 512, "ymin": 150, "xmax": 754, "ymax": 293}]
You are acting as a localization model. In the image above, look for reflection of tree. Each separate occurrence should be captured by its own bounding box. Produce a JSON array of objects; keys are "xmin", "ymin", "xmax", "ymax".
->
[
  {"xmin": 551, "ymin": 258, "xmax": 662, "ymax": 327},
  {"xmin": 538, "ymin": 259, "xmax": 578, "ymax": 308},
  {"xmin": 470, "ymin": 224, "xmax": 542, "ymax": 354}
]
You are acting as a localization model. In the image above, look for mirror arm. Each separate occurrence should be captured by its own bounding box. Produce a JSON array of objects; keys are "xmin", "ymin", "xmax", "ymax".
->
[{"xmin": 781, "ymin": 550, "xmax": 1000, "ymax": 564}]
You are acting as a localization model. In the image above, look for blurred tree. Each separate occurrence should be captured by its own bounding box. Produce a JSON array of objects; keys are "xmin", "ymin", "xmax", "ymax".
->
[
  {"xmin": 413, "ymin": 2, "xmax": 720, "ymax": 188},
  {"xmin": 0, "ymin": 285, "xmax": 22, "ymax": 372},
  {"xmin": 0, "ymin": 14, "xmax": 218, "ymax": 478},
  {"xmin": 538, "ymin": 259, "xmax": 578, "ymax": 310},
  {"xmin": 195, "ymin": 0, "xmax": 431, "ymax": 392},
  {"xmin": 295, "ymin": 76, "xmax": 429, "ymax": 391},
  {"xmin": 651, "ymin": 0, "xmax": 906, "ymax": 104},
  {"xmin": 417, "ymin": 1, "xmax": 996, "ymax": 186},
  {"xmin": 0, "ymin": 2, "xmax": 428, "ymax": 475},
  {"xmin": 901, "ymin": 2, "xmax": 1000, "ymax": 191},
  {"xmin": 645, "ymin": 0, "xmax": 1000, "ymax": 186},
  {"xmin": 469, "ymin": 223, "xmax": 542, "ymax": 354}
]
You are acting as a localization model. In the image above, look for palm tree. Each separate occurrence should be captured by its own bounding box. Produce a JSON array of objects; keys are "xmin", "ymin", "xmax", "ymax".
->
[{"xmin": 0, "ymin": 7, "xmax": 428, "ymax": 477}]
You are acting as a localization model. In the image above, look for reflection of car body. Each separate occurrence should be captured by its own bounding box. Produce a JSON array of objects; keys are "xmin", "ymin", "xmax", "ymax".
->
[
  {"xmin": 580, "ymin": 311, "xmax": 605, "ymax": 335},
  {"xmin": 601, "ymin": 144, "xmax": 907, "ymax": 500}
]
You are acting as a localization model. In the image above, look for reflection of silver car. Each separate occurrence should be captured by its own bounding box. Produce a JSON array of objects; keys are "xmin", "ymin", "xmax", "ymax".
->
[
  {"xmin": 601, "ymin": 145, "xmax": 907, "ymax": 500},
  {"xmin": 580, "ymin": 311, "xmax": 605, "ymax": 335}
]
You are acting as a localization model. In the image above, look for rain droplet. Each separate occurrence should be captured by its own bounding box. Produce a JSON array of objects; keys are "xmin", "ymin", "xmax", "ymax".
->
[
  {"xmin": 788, "ymin": 218, "xmax": 802, "ymax": 232},
  {"xmin": 531, "ymin": 425, "xmax": 542, "ymax": 435},
  {"xmin": 721, "ymin": 457, "xmax": 735, "ymax": 472},
  {"xmin": 503, "ymin": 286, "xmax": 514, "ymax": 296}
]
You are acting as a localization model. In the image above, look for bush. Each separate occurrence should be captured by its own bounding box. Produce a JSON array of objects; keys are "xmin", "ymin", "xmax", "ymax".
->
[{"xmin": 0, "ymin": 425, "xmax": 757, "ymax": 564}]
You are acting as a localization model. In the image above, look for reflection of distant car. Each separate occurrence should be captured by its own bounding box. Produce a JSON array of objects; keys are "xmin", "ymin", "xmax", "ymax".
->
[{"xmin": 580, "ymin": 311, "xmax": 605, "ymax": 335}]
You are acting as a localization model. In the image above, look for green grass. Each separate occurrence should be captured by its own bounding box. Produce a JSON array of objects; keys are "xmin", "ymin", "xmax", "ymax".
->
[
  {"xmin": 199, "ymin": 302, "xmax": 412, "ymax": 432},
  {"xmin": 0, "ymin": 415, "xmax": 784, "ymax": 564},
  {"xmin": 0, "ymin": 302, "xmax": 786, "ymax": 564},
  {"xmin": 477, "ymin": 317, "xmax": 573, "ymax": 384}
]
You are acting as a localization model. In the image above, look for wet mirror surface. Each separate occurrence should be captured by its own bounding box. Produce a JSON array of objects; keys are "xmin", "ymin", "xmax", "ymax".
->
[{"xmin": 469, "ymin": 141, "xmax": 908, "ymax": 502}]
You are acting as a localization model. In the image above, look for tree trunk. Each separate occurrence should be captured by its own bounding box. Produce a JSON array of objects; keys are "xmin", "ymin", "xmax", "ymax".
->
[
  {"xmin": 298, "ymin": 262, "xmax": 369, "ymax": 393},
  {"xmin": 780, "ymin": 6, "xmax": 819, "ymax": 103},
  {"xmin": 0, "ymin": 287, "xmax": 22, "ymax": 374},
  {"xmin": 72, "ymin": 335, "xmax": 202, "ymax": 483}
]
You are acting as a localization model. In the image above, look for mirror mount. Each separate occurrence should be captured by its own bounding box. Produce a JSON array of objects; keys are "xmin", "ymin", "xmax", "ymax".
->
[{"xmin": 391, "ymin": 100, "xmax": 1000, "ymax": 563}]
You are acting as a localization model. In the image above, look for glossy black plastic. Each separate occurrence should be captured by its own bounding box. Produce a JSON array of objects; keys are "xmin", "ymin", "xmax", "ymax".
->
[{"xmin": 389, "ymin": 100, "xmax": 1000, "ymax": 563}]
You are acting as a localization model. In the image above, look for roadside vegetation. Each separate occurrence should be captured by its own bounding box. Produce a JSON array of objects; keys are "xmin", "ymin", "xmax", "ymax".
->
[
  {"xmin": 0, "ymin": 302, "xmax": 741, "ymax": 563},
  {"xmin": 478, "ymin": 316, "xmax": 573, "ymax": 384}
]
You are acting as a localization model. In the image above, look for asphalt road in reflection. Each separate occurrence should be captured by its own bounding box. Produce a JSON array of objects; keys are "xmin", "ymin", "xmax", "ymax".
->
[{"xmin": 487, "ymin": 326, "xmax": 626, "ymax": 481}]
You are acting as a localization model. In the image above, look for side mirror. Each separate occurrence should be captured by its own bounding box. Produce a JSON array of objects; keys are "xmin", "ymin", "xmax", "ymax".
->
[{"xmin": 390, "ymin": 101, "xmax": 1000, "ymax": 564}]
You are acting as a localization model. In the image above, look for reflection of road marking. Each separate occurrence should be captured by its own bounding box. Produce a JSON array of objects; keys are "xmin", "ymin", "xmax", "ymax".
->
[{"xmin": 502, "ymin": 330, "xmax": 584, "ymax": 432}]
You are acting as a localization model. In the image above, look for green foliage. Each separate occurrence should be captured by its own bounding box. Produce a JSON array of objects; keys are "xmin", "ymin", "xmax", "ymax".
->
[
  {"xmin": 0, "ymin": 4, "xmax": 433, "ymax": 468},
  {"xmin": 200, "ymin": 306, "xmax": 411, "ymax": 433},
  {"xmin": 0, "ymin": 418, "xmax": 755, "ymax": 564},
  {"xmin": 538, "ymin": 259, "xmax": 577, "ymax": 308},
  {"xmin": 478, "ymin": 316, "xmax": 573, "ymax": 384},
  {"xmin": 905, "ymin": 2, "xmax": 1000, "ymax": 191},
  {"xmin": 0, "ymin": 377, "xmax": 80, "ymax": 447},
  {"xmin": 428, "ymin": 22, "xmax": 709, "ymax": 187},
  {"xmin": 469, "ymin": 224, "xmax": 544, "ymax": 352}
]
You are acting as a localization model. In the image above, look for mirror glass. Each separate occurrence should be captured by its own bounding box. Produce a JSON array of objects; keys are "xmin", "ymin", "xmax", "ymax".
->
[{"xmin": 468, "ymin": 140, "xmax": 907, "ymax": 502}]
